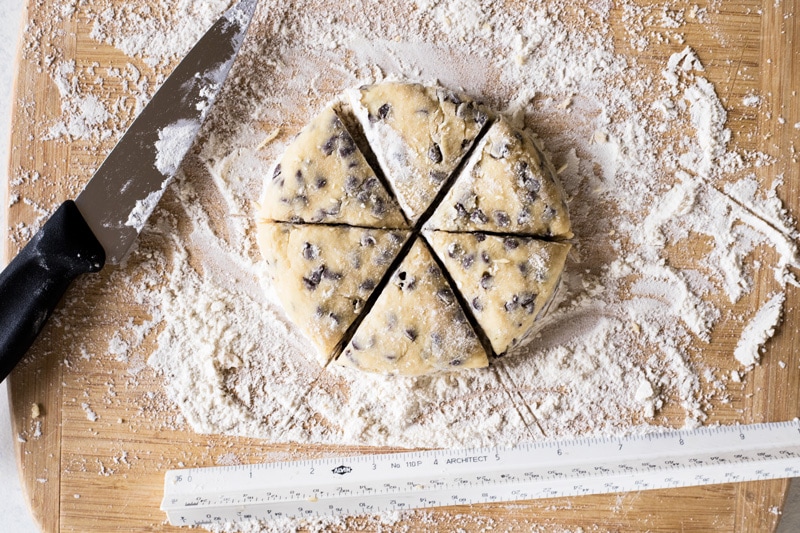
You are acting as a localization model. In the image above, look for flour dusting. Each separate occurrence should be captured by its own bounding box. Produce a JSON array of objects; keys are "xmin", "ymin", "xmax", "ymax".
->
[{"xmin": 735, "ymin": 292, "xmax": 786, "ymax": 367}]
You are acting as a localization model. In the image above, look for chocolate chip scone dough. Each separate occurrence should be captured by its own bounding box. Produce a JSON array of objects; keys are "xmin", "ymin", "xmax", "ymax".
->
[
  {"xmin": 336, "ymin": 238, "xmax": 489, "ymax": 375},
  {"xmin": 425, "ymin": 117, "xmax": 572, "ymax": 238},
  {"xmin": 259, "ymin": 104, "xmax": 407, "ymax": 228},
  {"xmin": 348, "ymin": 82, "xmax": 488, "ymax": 223},
  {"xmin": 426, "ymin": 232, "xmax": 570, "ymax": 356},
  {"xmin": 257, "ymin": 223, "xmax": 410, "ymax": 365}
]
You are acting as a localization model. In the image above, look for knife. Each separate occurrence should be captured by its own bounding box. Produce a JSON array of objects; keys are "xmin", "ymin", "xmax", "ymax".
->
[{"xmin": 0, "ymin": 0, "xmax": 259, "ymax": 382}]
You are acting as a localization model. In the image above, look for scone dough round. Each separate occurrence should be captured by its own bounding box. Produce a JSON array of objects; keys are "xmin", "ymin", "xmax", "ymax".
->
[{"xmin": 256, "ymin": 82, "xmax": 572, "ymax": 376}]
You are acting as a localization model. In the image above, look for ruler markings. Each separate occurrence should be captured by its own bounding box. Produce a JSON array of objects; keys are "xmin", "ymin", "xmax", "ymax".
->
[{"xmin": 162, "ymin": 421, "xmax": 800, "ymax": 526}]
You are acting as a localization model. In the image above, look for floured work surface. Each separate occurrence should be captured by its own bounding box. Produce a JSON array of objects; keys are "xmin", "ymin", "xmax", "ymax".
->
[{"xmin": 6, "ymin": 1, "xmax": 800, "ymax": 531}]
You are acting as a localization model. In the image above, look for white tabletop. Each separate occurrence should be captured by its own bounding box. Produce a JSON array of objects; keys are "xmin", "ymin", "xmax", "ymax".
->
[{"xmin": 0, "ymin": 2, "xmax": 798, "ymax": 532}]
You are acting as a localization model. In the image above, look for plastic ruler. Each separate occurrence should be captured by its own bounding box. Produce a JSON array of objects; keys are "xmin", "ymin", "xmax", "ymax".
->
[{"xmin": 161, "ymin": 421, "xmax": 800, "ymax": 526}]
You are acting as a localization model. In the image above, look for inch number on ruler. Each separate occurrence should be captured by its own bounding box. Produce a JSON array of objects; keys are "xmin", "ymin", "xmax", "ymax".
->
[{"xmin": 161, "ymin": 421, "xmax": 800, "ymax": 527}]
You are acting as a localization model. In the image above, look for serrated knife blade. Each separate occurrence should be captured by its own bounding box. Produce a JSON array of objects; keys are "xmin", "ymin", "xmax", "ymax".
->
[{"xmin": 0, "ymin": 0, "xmax": 259, "ymax": 382}]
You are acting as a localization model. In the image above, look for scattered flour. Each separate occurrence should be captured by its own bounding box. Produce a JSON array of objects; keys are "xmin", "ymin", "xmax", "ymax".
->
[
  {"xmin": 45, "ymin": 61, "xmax": 113, "ymax": 141},
  {"xmin": 81, "ymin": 403, "xmax": 98, "ymax": 422},
  {"xmin": 154, "ymin": 119, "xmax": 200, "ymax": 176},
  {"xmin": 734, "ymin": 293, "xmax": 786, "ymax": 367}
]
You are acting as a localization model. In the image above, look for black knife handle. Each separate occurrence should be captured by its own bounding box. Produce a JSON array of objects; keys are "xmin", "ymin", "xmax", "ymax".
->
[{"xmin": 0, "ymin": 200, "xmax": 105, "ymax": 382}]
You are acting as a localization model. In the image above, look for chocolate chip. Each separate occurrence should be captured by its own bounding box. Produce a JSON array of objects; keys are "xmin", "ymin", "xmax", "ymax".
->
[
  {"xmin": 440, "ymin": 90, "xmax": 462, "ymax": 105},
  {"xmin": 344, "ymin": 175, "xmax": 359, "ymax": 193},
  {"xmin": 384, "ymin": 353, "xmax": 398, "ymax": 361},
  {"xmin": 523, "ymin": 189, "xmax": 539, "ymax": 205},
  {"xmin": 431, "ymin": 332, "xmax": 444, "ymax": 347},
  {"xmin": 543, "ymin": 205, "xmax": 557, "ymax": 220},
  {"xmin": 450, "ymin": 358, "xmax": 464, "ymax": 366},
  {"xmin": 360, "ymin": 234, "xmax": 377, "ymax": 247},
  {"xmin": 447, "ymin": 242, "xmax": 463, "ymax": 258},
  {"xmin": 461, "ymin": 138, "xmax": 471, "ymax": 150},
  {"xmin": 518, "ymin": 261, "xmax": 530, "ymax": 276},
  {"xmin": 455, "ymin": 203, "xmax": 469, "ymax": 218},
  {"xmin": 480, "ymin": 272, "xmax": 493, "ymax": 289},
  {"xmin": 504, "ymin": 237, "xmax": 520, "ymax": 250},
  {"xmin": 389, "ymin": 232, "xmax": 404, "ymax": 244},
  {"xmin": 360, "ymin": 279, "xmax": 376, "ymax": 291},
  {"xmin": 481, "ymin": 250, "xmax": 490, "ymax": 263},
  {"xmin": 494, "ymin": 210, "xmax": 510, "ymax": 227},
  {"xmin": 462, "ymin": 253, "xmax": 475, "ymax": 269},
  {"xmin": 371, "ymin": 197, "xmax": 386, "ymax": 217},
  {"xmin": 489, "ymin": 141, "xmax": 511, "ymax": 159},
  {"xmin": 338, "ymin": 135, "xmax": 356, "ymax": 157},
  {"xmin": 430, "ymin": 170, "xmax": 448, "ymax": 183},
  {"xmin": 352, "ymin": 338, "xmax": 364, "ymax": 351},
  {"xmin": 475, "ymin": 233, "xmax": 486, "ymax": 242},
  {"xmin": 427, "ymin": 265, "xmax": 442, "ymax": 278},
  {"xmin": 516, "ymin": 161, "xmax": 541, "ymax": 194},
  {"xmin": 428, "ymin": 143, "xmax": 443, "ymax": 163},
  {"xmin": 295, "ymin": 169, "xmax": 304, "ymax": 184},
  {"xmin": 321, "ymin": 137, "xmax": 336, "ymax": 156},
  {"xmin": 366, "ymin": 179, "xmax": 384, "ymax": 195},
  {"xmin": 396, "ymin": 272, "xmax": 417, "ymax": 291},
  {"xmin": 515, "ymin": 160, "xmax": 528, "ymax": 178},
  {"xmin": 470, "ymin": 209, "xmax": 488, "ymax": 224},
  {"xmin": 328, "ymin": 312, "xmax": 340, "ymax": 326},
  {"xmin": 356, "ymin": 190, "xmax": 370, "ymax": 205},
  {"xmin": 504, "ymin": 295, "xmax": 520, "ymax": 312},
  {"xmin": 436, "ymin": 288, "xmax": 454, "ymax": 305},
  {"xmin": 405, "ymin": 328, "xmax": 418, "ymax": 341},
  {"xmin": 324, "ymin": 201, "xmax": 341, "ymax": 216},
  {"xmin": 302, "ymin": 265, "xmax": 325, "ymax": 290},
  {"xmin": 377, "ymin": 249, "xmax": 394, "ymax": 265},
  {"xmin": 322, "ymin": 268, "xmax": 342, "ymax": 281},
  {"xmin": 315, "ymin": 177, "xmax": 327, "ymax": 189},
  {"xmin": 471, "ymin": 297, "xmax": 483, "ymax": 311},
  {"xmin": 520, "ymin": 292, "xmax": 537, "ymax": 314},
  {"xmin": 377, "ymin": 103, "xmax": 391, "ymax": 119},
  {"xmin": 302, "ymin": 242, "xmax": 319, "ymax": 260},
  {"xmin": 474, "ymin": 111, "xmax": 488, "ymax": 125},
  {"xmin": 272, "ymin": 164, "xmax": 282, "ymax": 181}
]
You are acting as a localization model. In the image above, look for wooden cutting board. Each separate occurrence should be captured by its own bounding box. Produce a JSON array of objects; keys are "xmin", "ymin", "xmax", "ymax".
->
[{"xmin": 6, "ymin": 1, "xmax": 800, "ymax": 531}]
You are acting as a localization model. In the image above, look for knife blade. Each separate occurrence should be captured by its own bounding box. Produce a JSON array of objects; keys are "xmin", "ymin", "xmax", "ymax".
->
[{"xmin": 0, "ymin": 0, "xmax": 259, "ymax": 382}]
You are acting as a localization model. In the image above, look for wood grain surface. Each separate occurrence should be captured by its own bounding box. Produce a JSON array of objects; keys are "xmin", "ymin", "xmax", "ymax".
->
[{"xmin": 6, "ymin": 0, "xmax": 800, "ymax": 531}]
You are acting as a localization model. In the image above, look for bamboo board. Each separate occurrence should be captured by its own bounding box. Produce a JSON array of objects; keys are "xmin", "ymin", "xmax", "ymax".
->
[{"xmin": 5, "ymin": 0, "xmax": 800, "ymax": 531}]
